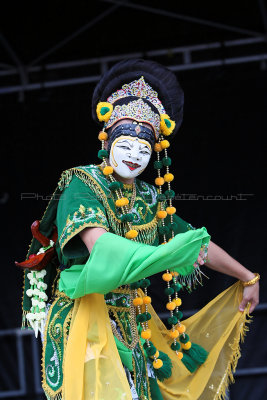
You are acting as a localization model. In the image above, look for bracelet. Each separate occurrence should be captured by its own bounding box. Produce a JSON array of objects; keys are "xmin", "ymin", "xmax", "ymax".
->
[{"xmin": 241, "ymin": 273, "xmax": 260, "ymax": 287}]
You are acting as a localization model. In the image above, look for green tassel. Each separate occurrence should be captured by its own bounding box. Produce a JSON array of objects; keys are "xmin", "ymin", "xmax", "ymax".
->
[
  {"xmin": 184, "ymin": 342, "xmax": 209, "ymax": 365},
  {"xmin": 153, "ymin": 351, "xmax": 173, "ymax": 382},
  {"xmin": 140, "ymin": 278, "xmax": 151, "ymax": 288},
  {"xmin": 162, "ymin": 156, "xmax": 172, "ymax": 166},
  {"xmin": 181, "ymin": 352, "xmax": 199, "ymax": 373},
  {"xmin": 97, "ymin": 149, "xmax": 108, "ymax": 159},
  {"xmin": 108, "ymin": 181, "xmax": 122, "ymax": 191},
  {"xmin": 154, "ymin": 160, "xmax": 163, "ymax": 169}
]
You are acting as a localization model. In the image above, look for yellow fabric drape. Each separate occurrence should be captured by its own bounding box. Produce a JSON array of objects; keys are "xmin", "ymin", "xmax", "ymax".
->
[
  {"xmin": 64, "ymin": 282, "xmax": 251, "ymax": 400},
  {"xmin": 63, "ymin": 293, "xmax": 132, "ymax": 400}
]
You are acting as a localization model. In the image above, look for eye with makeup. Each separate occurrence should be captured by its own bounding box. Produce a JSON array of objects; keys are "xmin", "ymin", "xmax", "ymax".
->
[
  {"xmin": 140, "ymin": 149, "xmax": 150, "ymax": 155},
  {"xmin": 117, "ymin": 145, "xmax": 131, "ymax": 150}
]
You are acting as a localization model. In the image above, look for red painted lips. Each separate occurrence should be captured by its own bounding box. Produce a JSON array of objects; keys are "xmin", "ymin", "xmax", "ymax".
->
[{"xmin": 122, "ymin": 160, "xmax": 141, "ymax": 171}]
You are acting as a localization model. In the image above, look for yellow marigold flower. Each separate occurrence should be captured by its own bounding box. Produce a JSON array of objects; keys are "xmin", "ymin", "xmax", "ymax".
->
[
  {"xmin": 115, "ymin": 197, "xmax": 129, "ymax": 207},
  {"xmin": 96, "ymin": 102, "xmax": 113, "ymax": 122},
  {"xmin": 103, "ymin": 166, "xmax": 113, "ymax": 175},
  {"xmin": 177, "ymin": 324, "xmax": 186, "ymax": 333},
  {"xmin": 98, "ymin": 131, "xmax": 108, "ymax": 141},
  {"xmin": 160, "ymin": 140, "xmax": 170, "ymax": 149},
  {"xmin": 150, "ymin": 350, "xmax": 159, "ymax": 359},
  {"xmin": 162, "ymin": 273, "xmax": 172, "ymax": 282},
  {"xmin": 169, "ymin": 329, "xmax": 179, "ymax": 339},
  {"xmin": 164, "ymin": 173, "xmax": 174, "ymax": 182},
  {"xmin": 174, "ymin": 298, "xmax": 182, "ymax": 307},
  {"xmin": 155, "ymin": 177, "xmax": 165, "ymax": 186},
  {"xmin": 141, "ymin": 329, "xmax": 152, "ymax": 340},
  {"xmin": 153, "ymin": 359, "xmax": 163, "ymax": 369},
  {"xmin": 157, "ymin": 210, "xmax": 167, "ymax": 219},
  {"xmin": 154, "ymin": 143, "xmax": 162, "ymax": 152},
  {"xmin": 160, "ymin": 114, "xmax": 175, "ymax": 136},
  {"xmin": 133, "ymin": 297, "xmax": 143, "ymax": 306},
  {"xmin": 182, "ymin": 341, "xmax": 192, "ymax": 350},
  {"xmin": 166, "ymin": 301, "xmax": 176, "ymax": 311},
  {"xmin": 125, "ymin": 229, "xmax": 138, "ymax": 239},
  {"xmin": 166, "ymin": 206, "xmax": 176, "ymax": 215},
  {"xmin": 143, "ymin": 296, "xmax": 151, "ymax": 305}
]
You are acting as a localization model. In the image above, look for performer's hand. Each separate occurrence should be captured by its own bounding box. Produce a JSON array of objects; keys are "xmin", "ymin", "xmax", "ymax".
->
[
  {"xmin": 239, "ymin": 282, "xmax": 259, "ymax": 313},
  {"xmin": 193, "ymin": 249, "xmax": 207, "ymax": 267}
]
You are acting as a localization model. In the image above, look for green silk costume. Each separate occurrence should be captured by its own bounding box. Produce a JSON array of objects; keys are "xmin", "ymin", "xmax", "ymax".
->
[{"xmin": 22, "ymin": 164, "xmax": 211, "ymax": 400}]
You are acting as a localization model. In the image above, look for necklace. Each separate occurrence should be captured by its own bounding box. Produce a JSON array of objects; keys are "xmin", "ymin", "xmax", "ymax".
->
[
  {"xmin": 123, "ymin": 182, "xmax": 136, "ymax": 211},
  {"xmin": 109, "ymin": 289, "xmax": 140, "ymax": 350}
]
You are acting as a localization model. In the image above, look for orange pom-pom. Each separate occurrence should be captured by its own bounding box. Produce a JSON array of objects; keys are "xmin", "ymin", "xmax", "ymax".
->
[
  {"xmin": 169, "ymin": 329, "xmax": 179, "ymax": 339},
  {"xmin": 154, "ymin": 143, "xmax": 162, "ymax": 152},
  {"xmin": 125, "ymin": 229, "xmax": 138, "ymax": 239},
  {"xmin": 173, "ymin": 298, "xmax": 182, "ymax": 307},
  {"xmin": 103, "ymin": 166, "xmax": 113, "ymax": 175},
  {"xmin": 150, "ymin": 350, "xmax": 159, "ymax": 358},
  {"xmin": 166, "ymin": 301, "xmax": 176, "ymax": 311},
  {"xmin": 157, "ymin": 210, "xmax": 167, "ymax": 219},
  {"xmin": 133, "ymin": 297, "xmax": 143, "ymax": 306},
  {"xmin": 177, "ymin": 351, "xmax": 183, "ymax": 359},
  {"xmin": 160, "ymin": 140, "xmax": 170, "ymax": 149},
  {"xmin": 155, "ymin": 177, "xmax": 165, "ymax": 186},
  {"xmin": 171, "ymin": 271, "xmax": 179, "ymax": 277},
  {"xmin": 164, "ymin": 173, "xmax": 174, "ymax": 182},
  {"xmin": 177, "ymin": 324, "xmax": 186, "ymax": 333},
  {"xmin": 115, "ymin": 197, "xmax": 129, "ymax": 207},
  {"xmin": 98, "ymin": 131, "xmax": 108, "ymax": 141},
  {"xmin": 166, "ymin": 206, "xmax": 176, "ymax": 215},
  {"xmin": 141, "ymin": 329, "xmax": 151, "ymax": 340},
  {"xmin": 143, "ymin": 296, "xmax": 151, "ymax": 305},
  {"xmin": 162, "ymin": 273, "xmax": 172, "ymax": 282},
  {"xmin": 153, "ymin": 359, "xmax": 163, "ymax": 369},
  {"xmin": 182, "ymin": 341, "xmax": 192, "ymax": 350}
]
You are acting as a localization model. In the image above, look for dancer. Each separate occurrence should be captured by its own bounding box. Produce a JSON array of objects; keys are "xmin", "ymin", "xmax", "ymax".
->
[{"xmin": 19, "ymin": 59, "xmax": 259, "ymax": 400}]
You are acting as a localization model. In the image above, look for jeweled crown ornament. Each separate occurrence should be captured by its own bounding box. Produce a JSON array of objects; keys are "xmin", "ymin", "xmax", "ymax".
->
[{"xmin": 96, "ymin": 76, "xmax": 175, "ymax": 139}]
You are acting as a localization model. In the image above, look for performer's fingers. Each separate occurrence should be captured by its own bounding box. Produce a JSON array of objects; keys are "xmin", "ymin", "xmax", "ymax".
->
[
  {"xmin": 239, "ymin": 297, "xmax": 249, "ymax": 312},
  {"xmin": 197, "ymin": 255, "xmax": 204, "ymax": 265}
]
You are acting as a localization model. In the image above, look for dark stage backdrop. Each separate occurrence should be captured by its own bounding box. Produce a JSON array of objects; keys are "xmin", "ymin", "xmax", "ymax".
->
[{"xmin": 1, "ymin": 63, "xmax": 266, "ymax": 398}]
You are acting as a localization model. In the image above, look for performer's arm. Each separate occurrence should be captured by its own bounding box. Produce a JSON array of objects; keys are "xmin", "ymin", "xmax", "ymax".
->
[
  {"xmin": 204, "ymin": 240, "xmax": 259, "ymax": 313},
  {"xmin": 79, "ymin": 227, "xmax": 107, "ymax": 253}
]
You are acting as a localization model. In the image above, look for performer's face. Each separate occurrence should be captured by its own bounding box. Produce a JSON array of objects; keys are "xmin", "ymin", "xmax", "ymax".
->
[{"xmin": 109, "ymin": 133, "xmax": 152, "ymax": 179}]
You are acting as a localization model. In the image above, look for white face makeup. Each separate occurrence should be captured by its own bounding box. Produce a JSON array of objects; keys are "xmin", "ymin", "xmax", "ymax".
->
[{"xmin": 109, "ymin": 135, "xmax": 152, "ymax": 179}]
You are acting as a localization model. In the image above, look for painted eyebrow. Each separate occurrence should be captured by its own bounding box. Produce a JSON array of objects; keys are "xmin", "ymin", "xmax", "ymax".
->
[
  {"xmin": 117, "ymin": 140, "xmax": 132, "ymax": 146},
  {"xmin": 139, "ymin": 144, "xmax": 150, "ymax": 150}
]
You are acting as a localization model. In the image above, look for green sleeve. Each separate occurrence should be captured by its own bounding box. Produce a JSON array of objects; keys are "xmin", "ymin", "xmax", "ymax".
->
[
  {"xmin": 56, "ymin": 175, "xmax": 109, "ymax": 259},
  {"xmin": 59, "ymin": 227, "xmax": 211, "ymax": 298},
  {"xmin": 171, "ymin": 213, "xmax": 196, "ymax": 234}
]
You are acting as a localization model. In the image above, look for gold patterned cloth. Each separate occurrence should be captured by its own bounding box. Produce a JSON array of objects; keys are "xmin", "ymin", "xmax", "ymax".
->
[{"xmin": 63, "ymin": 282, "xmax": 251, "ymax": 400}]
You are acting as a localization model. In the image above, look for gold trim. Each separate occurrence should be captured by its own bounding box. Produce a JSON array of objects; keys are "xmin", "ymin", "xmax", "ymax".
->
[
  {"xmin": 41, "ymin": 292, "xmax": 73, "ymax": 398},
  {"xmin": 73, "ymin": 166, "xmax": 160, "ymax": 232},
  {"xmin": 60, "ymin": 221, "xmax": 109, "ymax": 251},
  {"xmin": 214, "ymin": 306, "xmax": 252, "ymax": 400},
  {"xmin": 111, "ymin": 287, "xmax": 132, "ymax": 294},
  {"xmin": 139, "ymin": 338, "xmax": 153, "ymax": 400},
  {"xmin": 106, "ymin": 304, "xmax": 131, "ymax": 313},
  {"xmin": 110, "ymin": 309, "xmax": 131, "ymax": 343}
]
